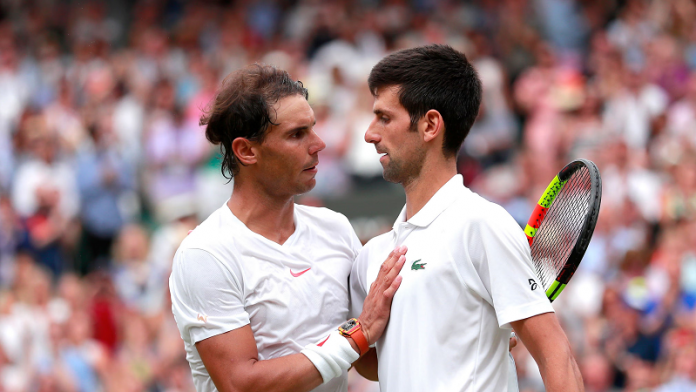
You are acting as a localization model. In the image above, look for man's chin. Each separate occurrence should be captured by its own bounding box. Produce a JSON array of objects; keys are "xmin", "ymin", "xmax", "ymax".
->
[
  {"xmin": 296, "ymin": 179, "xmax": 316, "ymax": 195},
  {"xmin": 381, "ymin": 170, "xmax": 400, "ymax": 184},
  {"xmin": 382, "ymin": 164, "xmax": 417, "ymax": 185}
]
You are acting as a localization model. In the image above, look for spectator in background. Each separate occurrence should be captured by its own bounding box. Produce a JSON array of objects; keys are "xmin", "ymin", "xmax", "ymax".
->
[
  {"xmin": 580, "ymin": 352, "xmax": 616, "ymax": 392},
  {"xmin": 0, "ymin": 196, "xmax": 20, "ymax": 285},
  {"xmin": 606, "ymin": 0, "xmax": 656, "ymax": 71},
  {"xmin": 558, "ymin": 84, "xmax": 606, "ymax": 159},
  {"xmin": 11, "ymin": 120, "xmax": 78, "ymax": 221},
  {"xmin": 463, "ymin": 32, "xmax": 518, "ymax": 170},
  {"xmin": 0, "ymin": 118, "xmax": 13, "ymax": 193},
  {"xmin": 0, "ymin": 24, "xmax": 30, "ymax": 146},
  {"xmin": 112, "ymin": 310, "xmax": 158, "ymax": 391},
  {"xmin": 112, "ymin": 224, "xmax": 167, "ymax": 317},
  {"xmin": 665, "ymin": 72, "xmax": 696, "ymax": 150},
  {"xmin": 655, "ymin": 331, "xmax": 696, "ymax": 391},
  {"xmin": 44, "ymin": 79, "xmax": 86, "ymax": 156},
  {"xmin": 603, "ymin": 68, "xmax": 668, "ymax": 152},
  {"xmin": 661, "ymin": 156, "xmax": 696, "ymax": 225},
  {"xmin": 646, "ymin": 34, "xmax": 690, "ymax": 102},
  {"xmin": 76, "ymin": 114, "xmax": 135, "ymax": 275},
  {"xmin": 310, "ymin": 103, "xmax": 351, "ymax": 197},
  {"xmin": 59, "ymin": 310, "xmax": 109, "ymax": 392},
  {"xmin": 112, "ymin": 80, "xmax": 148, "ymax": 168},
  {"xmin": 513, "ymin": 41, "xmax": 568, "ymax": 180},
  {"xmin": 0, "ymin": 1, "xmax": 695, "ymax": 391},
  {"xmin": 12, "ymin": 122, "xmax": 79, "ymax": 276},
  {"xmin": 144, "ymin": 81, "xmax": 208, "ymax": 222}
]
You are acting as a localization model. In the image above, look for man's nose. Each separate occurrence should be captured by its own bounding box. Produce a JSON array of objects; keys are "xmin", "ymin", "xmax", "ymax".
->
[
  {"xmin": 364, "ymin": 119, "xmax": 381, "ymax": 144},
  {"xmin": 309, "ymin": 130, "xmax": 326, "ymax": 155}
]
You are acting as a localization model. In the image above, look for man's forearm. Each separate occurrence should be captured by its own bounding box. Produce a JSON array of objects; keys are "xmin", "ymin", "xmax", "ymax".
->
[
  {"xmin": 213, "ymin": 353, "xmax": 323, "ymax": 392},
  {"xmin": 200, "ymin": 329, "xmax": 361, "ymax": 392},
  {"xmin": 537, "ymin": 343, "xmax": 584, "ymax": 392},
  {"xmin": 511, "ymin": 313, "xmax": 584, "ymax": 392},
  {"xmin": 225, "ymin": 333, "xmax": 372, "ymax": 392},
  {"xmin": 353, "ymin": 348, "xmax": 379, "ymax": 381}
]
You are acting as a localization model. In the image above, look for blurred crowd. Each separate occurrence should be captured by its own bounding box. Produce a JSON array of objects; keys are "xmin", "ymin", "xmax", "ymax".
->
[{"xmin": 0, "ymin": 0, "xmax": 695, "ymax": 391}]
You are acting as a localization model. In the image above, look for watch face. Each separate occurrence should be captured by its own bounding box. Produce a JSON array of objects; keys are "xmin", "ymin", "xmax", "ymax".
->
[{"xmin": 341, "ymin": 319, "xmax": 358, "ymax": 331}]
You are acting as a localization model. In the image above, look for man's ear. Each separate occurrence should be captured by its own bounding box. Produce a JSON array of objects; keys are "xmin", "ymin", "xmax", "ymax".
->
[
  {"xmin": 421, "ymin": 109, "xmax": 444, "ymax": 143},
  {"xmin": 231, "ymin": 137, "xmax": 257, "ymax": 166}
]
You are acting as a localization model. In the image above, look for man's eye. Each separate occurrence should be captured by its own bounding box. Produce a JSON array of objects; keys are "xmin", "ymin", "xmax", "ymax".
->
[{"xmin": 380, "ymin": 116, "xmax": 389, "ymax": 124}]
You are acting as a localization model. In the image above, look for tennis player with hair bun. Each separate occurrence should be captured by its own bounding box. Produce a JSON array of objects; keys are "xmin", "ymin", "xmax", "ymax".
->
[
  {"xmin": 349, "ymin": 44, "xmax": 584, "ymax": 392},
  {"xmin": 169, "ymin": 64, "xmax": 406, "ymax": 392}
]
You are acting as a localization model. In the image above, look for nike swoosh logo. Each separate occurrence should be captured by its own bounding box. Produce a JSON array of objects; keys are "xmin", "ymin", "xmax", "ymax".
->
[
  {"xmin": 317, "ymin": 335, "xmax": 330, "ymax": 347},
  {"xmin": 290, "ymin": 268, "xmax": 311, "ymax": 277}
]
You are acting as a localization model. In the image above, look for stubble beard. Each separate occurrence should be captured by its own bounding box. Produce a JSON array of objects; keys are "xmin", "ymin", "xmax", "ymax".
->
[
  {"xmin": 297, "ymin": 178, "xmax": 316, "ymax": 195},
  {"xmin": 382, "ymin": 146, "xmax": 426, "ymax": 186}
]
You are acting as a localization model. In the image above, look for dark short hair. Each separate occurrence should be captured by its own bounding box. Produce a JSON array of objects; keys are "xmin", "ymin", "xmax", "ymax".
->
[
  {"xmin": 201, "ymin": 64, "xmax": 309, "ymax": 179},
  {"xmin": 368, "ymin": 44, "xmax": 482, "ymax": 157}
]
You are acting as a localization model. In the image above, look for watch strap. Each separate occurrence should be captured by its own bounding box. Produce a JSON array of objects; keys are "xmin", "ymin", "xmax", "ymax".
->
[
  {"xmin": 338, "ymin": 318, "xmax": 370, "ymax": 356},
  {"xmin": 349, "ymin": 327, "xmax": 370, "ymax": 356}
]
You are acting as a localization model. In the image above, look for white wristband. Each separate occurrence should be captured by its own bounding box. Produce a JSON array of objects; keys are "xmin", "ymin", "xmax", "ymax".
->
[{"xmin": 301, "ymin": 330, "xmax": 360, "ymax": 383}]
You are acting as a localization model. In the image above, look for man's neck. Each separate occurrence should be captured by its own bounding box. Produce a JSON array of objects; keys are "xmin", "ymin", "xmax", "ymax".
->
[
  {"xmin": 403, "ymin": 159, "xmax": 458, "ymax": 221},
  {"xmin": 227, "ymin": 178, "xmax": 296, "ymax": 245}
]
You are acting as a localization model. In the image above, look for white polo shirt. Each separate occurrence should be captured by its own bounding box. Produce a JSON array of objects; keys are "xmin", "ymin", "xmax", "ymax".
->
[
  {"xmin": 350, "ymin": 174, "xmax": 553, "ymax": 392},
  {"xmin": 170, "ymin": 203, "xmax": 362, "ymax": 392}
]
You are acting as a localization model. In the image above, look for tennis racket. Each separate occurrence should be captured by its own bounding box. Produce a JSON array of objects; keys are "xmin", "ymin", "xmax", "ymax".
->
[{"xmin": 523, "ymin": 159, "xmax": 602, "ymax": 302}]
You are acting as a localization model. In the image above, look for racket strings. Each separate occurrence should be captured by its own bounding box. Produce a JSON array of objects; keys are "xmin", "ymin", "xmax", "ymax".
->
[{"xmin": 531, "ymin": 167, "xmax": 592, "ymax": 290}]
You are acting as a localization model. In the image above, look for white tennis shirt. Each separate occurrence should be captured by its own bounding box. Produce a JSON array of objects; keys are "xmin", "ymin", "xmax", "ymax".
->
[
  {"xmin": 170, "ymin": 203, "xmax": 362, "ymax": 392},
  {"xmin": 350, "ymin": 174, "xmax": 553, "ymax": 392}
]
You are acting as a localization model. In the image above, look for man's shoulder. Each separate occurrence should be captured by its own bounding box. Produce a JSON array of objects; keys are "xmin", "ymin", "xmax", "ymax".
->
[
  {"xmin": 450, "ymin": 191, "xmax": 529, "ymax": 254},
  {"xmin": 179, "ymin": 206, "xmax": 236, "ymax": 253},
  {"xmin": 295, "ymin": 204, "xmax": 353, "ymax": 232},
  {"xmin": 359, "ymin": 230, "xmax": 393, "ymax": 254},
  {"xmin": 448, "ymin": 189, "xmax": 518, "ymax": 227}
]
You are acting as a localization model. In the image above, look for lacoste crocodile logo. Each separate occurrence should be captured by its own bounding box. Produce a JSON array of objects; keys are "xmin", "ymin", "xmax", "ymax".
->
[{"xmin": 411, "ymin": 259, "xmax": 426, "ymax": 270}]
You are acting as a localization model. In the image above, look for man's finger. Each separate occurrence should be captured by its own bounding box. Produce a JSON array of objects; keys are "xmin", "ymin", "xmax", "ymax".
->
[
  {"xmin": 384, "ymin": 255, "xmax": 406, "ymax": 282},
  {"xmin": 509, "ymin": 336, "xmax": 518, "ymax": 350},
  {"xmin": 382, "ymin": 246, "xmax": 405, "ymax": 269},
  {"xmin": 376, "ymin": 256, "xmax": 405, "ymax": 302},
  {"xmin": 379, "ymin": 250, "xmax": 398, "ymax": 274},
  {"xmin": 376, "ymin": 255, "xmax": 405, "ymax": 292},
  {"xmin": 375, "ymin": 247, "xmax": 407, "ymax": 284},
  {"xmin": 382, "ymin": 275, "xmax": 403, "ymax": 299}
]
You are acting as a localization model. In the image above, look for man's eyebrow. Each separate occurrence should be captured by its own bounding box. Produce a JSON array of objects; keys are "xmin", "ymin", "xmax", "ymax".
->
[
  {"xmin": 373, "ymin": 108, "xmax": 390, "ymax": 116},
  {"xmin": 286, "ymin": 120, "xmax": 316, "ymax": 133}
]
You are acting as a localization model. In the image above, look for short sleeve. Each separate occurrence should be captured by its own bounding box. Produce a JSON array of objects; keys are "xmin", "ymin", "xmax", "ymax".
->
[
  {"xmin": 170, "ymin": 248, "xmax": 250, "ymax": 344},
  {"xmin": 348, "ymin": 249, "xmax": 369, "ymax": 319},
  {"xmin": 349, "ymin": 229, "xmax": 363, "ymax": 262},
  {"xmin": 336, "ymin": 211, "xmax": 362, "ymax": 260},
  {"xmin": 467, "ymin": 208, "xmax": 554, "ymax": 329}
]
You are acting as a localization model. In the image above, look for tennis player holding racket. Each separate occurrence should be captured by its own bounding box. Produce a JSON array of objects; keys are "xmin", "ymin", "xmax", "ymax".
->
[{"xmin": 349, "ymin": 45, "xmax": 584, "ymax": 392}]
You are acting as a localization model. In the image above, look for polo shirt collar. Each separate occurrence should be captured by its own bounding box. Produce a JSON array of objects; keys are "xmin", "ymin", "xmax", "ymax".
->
[{"xmin": 393, "ymin": 174, "xmax": 466, "ymax": 229}]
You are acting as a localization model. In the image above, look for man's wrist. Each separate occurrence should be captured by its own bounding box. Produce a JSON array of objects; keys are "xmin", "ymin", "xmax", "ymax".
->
[
  {"xmin": 346, "ymin": 336, "xmax": 360, "ymax": 354},
  {"xmin": 302, "ymin": 330, "xmax": 360, "ymax": 384},
  {"xmin": 338, "ymin": 318, "xmax": 370, "ymax": 356},
  {"xmin": 359, "ymin": 318, "xmax": 372, "ymax": 344}
]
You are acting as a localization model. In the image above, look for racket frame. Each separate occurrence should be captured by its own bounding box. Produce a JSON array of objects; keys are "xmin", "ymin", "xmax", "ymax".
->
[{"xmin": 524, "ymin": 159, "xmax": 602, "ymax": 302}]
